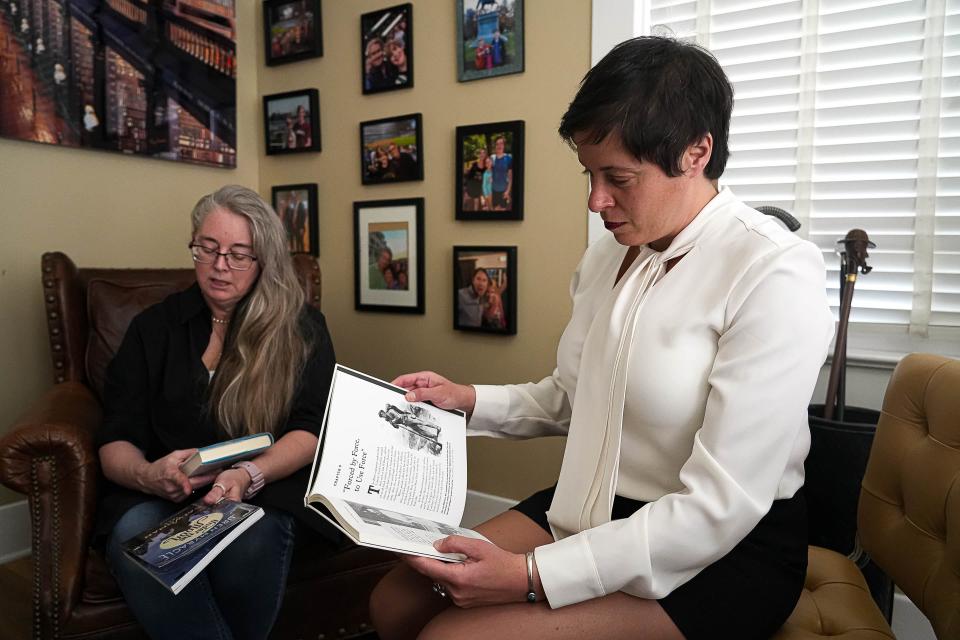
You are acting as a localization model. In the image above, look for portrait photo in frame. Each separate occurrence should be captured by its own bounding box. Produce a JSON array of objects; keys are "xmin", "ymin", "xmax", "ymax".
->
[
  {"xmin": 271, "ymin": 183, "xmax": 318, "ymax": 256},
  {"xmin": 456, "ymin": 0, "xmax": 523, "ymax": 82},
  {"xmin": 264, "ymin": 0, "xmax": 323, "ymax": 66},
  {"xmin": 263, "ymin": 89, "xmax": 321, "ymax": 155},
  {"xmin": 355, "ymin": 198, "xmax": 425, "ymax": 314},
  {"xmin": 453, "ymin": 246, "xmax": 517, "ymax": 335},
  {"xmin": 361, "ymin": 3, "xmax": 413, "ymax": 94},
  {"xmin": 360, "ymin": 113, "xmax": 423, "ymax": 185},
  {"xmin": 456, "ymin": 120, "xmax": 523, "ymax": 220}
]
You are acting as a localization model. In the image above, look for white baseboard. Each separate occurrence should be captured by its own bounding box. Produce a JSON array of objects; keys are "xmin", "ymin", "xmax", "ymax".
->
[
  {"xmin": 462, "ymin": 489, "xmax": 517, "ymax": 529},
  {"xmin": 892, "ymin": 590, "xmax": 935, "ymax": 640},
  {"xmin": 0, "ymin": 499, "xmax": 30, "ymax": 564}
]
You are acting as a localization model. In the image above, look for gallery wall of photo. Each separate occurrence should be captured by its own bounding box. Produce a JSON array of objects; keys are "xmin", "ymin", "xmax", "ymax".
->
[{"xmin": 260, "ymin": 0, "xmax": 527, "ymax": 337}]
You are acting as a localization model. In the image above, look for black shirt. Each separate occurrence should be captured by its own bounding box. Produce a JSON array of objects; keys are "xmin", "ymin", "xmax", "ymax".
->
[{"xmin": 94, "ymin": 283, "xmax": 340, "ymax": 546}]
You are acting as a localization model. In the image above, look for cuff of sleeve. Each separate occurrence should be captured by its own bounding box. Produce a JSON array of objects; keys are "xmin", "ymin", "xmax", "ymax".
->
[
  {"xmin": 468, "ymin": 384, "xmax": 512, "ymax": 434},
  {"xmin": 534, "ymin": 533, "xmax": 606, "ymax": 608}
]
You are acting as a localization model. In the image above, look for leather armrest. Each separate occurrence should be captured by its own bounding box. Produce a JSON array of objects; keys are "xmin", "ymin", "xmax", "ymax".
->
[{"xmin": 0, "ymin": 381, "xmax": 102, "ymax": 636}]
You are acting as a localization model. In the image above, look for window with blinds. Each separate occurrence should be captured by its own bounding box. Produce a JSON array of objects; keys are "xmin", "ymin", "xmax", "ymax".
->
[{"xmin": 648, "ymin": 0, "xmax": 960, "ymax": 334}]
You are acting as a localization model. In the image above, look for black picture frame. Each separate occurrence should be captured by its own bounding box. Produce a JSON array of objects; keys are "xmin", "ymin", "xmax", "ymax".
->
[
  {"xmin": 263, "ymin": 0, "xmax": 323, "ymax": 66},
  {"xmin": 354, "ymin": 198, "xmax": 425, "ymax": 314},
  {"xmin": 455, "ymin": 0, "xmax": 524, "ymax": 82},
  {"xmin": 271, "ymin": 183, "xmax": 319, "ymax": 256},
  {"xmin": 456, "ymin": 120, "xmax": 524, "ymax": 220},
  {"xmin": 361, "ymin": 3, "xmax": 414, "ymax": 94},
  {"xmin": 263, "ymin": 89, "xmax": 321, "ymax": 155},
  {"xmin": 360, "ymin": 113, "xmax": 424, "ymax": 185},
  {"xmin": 453, "ymin": 246, "xmax": 517, "ymax": 335}
]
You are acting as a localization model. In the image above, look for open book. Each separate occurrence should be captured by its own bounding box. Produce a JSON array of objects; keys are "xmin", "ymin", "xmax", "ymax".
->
[
  {"xmin": 305, "ymin": 365, "xmax": 489, "ymax": 561},
  {"xmin": 122, "ymin": 499, "xmax": 263, "ymax": 595}
]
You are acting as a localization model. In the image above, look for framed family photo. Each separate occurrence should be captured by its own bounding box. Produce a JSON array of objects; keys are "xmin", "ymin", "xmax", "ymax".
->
[
  {"xmin": 453, "ymin": 246, "xmax": 517, "ymax": 335},
  {"xmin": 271, "ymin": 184, "xmax": 319, "ymax": 256},
  {"xmin": 361, "ymin": 3, "xmax": 413, "ymax": 94},
  {"xmin": 264, "ymin": 0, "xmax": 323, "ymax": 66},
  {"xmin": 360, "ymin": 113, "xmax": 423, "ymax": 185},
  {"xmin": 263, "ymin": 89, "xmax": 320, "ymax": 155},
  {"xmin": 455, "ymin": 0, "xmax": 524, "ymax": 82},
  {"xmin": 456, "ymin": 120, "xmax": 524, "ymax": 220},
  {"xmin": 354, "ymin": 198, "xmax": 425, "ymax": 314}
]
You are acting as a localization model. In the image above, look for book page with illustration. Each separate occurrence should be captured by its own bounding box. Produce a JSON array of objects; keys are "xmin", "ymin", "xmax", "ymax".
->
[{"xmin": 306, "ymin": 365, "xmax": 486, "ymax": 560}]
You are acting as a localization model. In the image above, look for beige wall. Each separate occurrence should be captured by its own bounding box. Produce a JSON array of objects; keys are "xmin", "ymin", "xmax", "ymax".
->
[
  {"xmin": 0, "ymin": 1, "xmax": 261, "ymax": 506},
  {"xmin": 0, "ymin": 1, "xmax": 591, "ymax": 506},
  {"xmin": 258, "ymin": 0, "xmax": 590, "ymax": 499}
]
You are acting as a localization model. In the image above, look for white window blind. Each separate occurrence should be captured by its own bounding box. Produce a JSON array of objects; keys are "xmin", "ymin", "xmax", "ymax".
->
[{"xmin": 649, "ymin": 0, "xmax": 960, "ymax": 336}]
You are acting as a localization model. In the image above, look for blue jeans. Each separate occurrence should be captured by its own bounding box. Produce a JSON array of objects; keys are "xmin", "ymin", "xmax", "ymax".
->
[{"xmin": 106, "ymin": 500, "xmax": 295, "ymax": 640}]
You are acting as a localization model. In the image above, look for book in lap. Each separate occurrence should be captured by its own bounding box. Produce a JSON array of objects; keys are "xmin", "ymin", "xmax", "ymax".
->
[
  {"xmin": 305, "ymin": 365, "xmax": 489, "ymax": 562},
  {"xmin": 122, "ymin": 499, "xmax": 264, "ymax": 594},
  {"xmin": 179, "ymin": 432, "xmax": 274, "ymax": 476}
]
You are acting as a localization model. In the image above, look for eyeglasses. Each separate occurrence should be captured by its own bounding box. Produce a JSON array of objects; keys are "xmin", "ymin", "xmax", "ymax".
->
[{"xmin": 189, "ymin": 243, "xmax": 258, "ymax": 271}]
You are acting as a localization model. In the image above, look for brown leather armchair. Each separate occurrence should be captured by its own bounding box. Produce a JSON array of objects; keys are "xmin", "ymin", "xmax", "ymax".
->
[
  {"xmin": 0, "ymin": 252, "xmax": 397, "ymax": 640},
  {"xmin": 775, "ymin": 353, "xmax": 960, "ymax": 639}
]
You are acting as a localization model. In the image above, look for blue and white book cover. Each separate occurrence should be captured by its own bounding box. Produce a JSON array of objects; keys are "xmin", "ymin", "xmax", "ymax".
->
[{"xmin": 122, "ymin": 499, "xmax": 263, "ymax": 594}]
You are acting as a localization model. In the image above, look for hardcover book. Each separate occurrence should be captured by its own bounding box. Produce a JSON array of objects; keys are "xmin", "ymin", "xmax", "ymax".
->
[
  {"xmin": 179, "ymin": 432, "xmax": 274, "ymax": 477},
  {"xmin": 305, "ymin": 365, "xmax": 489, "ymax": 562},
  {"xmin": 122, "ymin": 499, "xmax": 264, "ymax": 594}
]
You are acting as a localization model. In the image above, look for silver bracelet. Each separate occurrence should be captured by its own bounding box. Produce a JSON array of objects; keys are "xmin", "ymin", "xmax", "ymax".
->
[{"xmin": 525, "ymin": 551, "xmax": 537, "ymax": 603}]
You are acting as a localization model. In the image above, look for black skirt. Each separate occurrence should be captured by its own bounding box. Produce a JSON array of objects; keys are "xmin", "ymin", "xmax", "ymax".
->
[{"xmin": 512, "ymin": 486, "xmax": 807, "ymax": 640}]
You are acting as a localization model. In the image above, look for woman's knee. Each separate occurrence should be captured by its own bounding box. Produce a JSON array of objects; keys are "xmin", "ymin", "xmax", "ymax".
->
[
  {"xmin": 370, "ymin": 564, "xmax": 442, "ymax": 640},
  {"xmin": 207, "ymin": 509, "xmax": 295, "ymax": 602},
  {"xmin": 369, "ymin": 566, "xmax": 401, "ymax": 629},
  {"xmin": 106, "ymin": 500, "xmax": 177, "ymax": 565},
  {"xmin": 217, "ymin": 509, "xmax": 294, "ymax": 566},
  {"xmin": 112, "ymin": 500, "xmax": 176, "ymax": 538}
]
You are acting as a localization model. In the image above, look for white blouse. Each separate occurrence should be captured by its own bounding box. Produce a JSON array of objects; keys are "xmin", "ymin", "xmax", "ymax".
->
[{"xmin": 469, "ymin": 188, "xmax": 834, "ymax": 608}]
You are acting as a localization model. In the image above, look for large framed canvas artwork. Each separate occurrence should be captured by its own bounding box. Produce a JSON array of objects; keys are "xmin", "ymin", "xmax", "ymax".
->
[{"xmin": 0, "ymin": 1, "xmax": 238, "ymax": 167}]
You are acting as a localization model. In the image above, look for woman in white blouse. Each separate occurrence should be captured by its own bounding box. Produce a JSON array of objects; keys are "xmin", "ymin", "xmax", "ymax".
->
[{"xmin": 370, "ymin": 36, "xmax": 833, "ymax": 640}]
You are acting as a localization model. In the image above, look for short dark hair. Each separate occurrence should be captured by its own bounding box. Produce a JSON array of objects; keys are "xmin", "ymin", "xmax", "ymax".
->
[{"xmin": 558, "ymin": 36, "xmax": 733, "ymax": 179}]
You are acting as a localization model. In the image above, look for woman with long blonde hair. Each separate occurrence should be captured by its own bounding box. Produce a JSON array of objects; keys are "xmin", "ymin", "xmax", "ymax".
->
[{"xmin": 96, "ymin": 185, "xmax": 338, "ymax": 640}]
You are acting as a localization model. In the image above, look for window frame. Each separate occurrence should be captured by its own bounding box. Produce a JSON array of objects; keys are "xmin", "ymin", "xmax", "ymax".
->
[{"xmin": 587, "ymin": 0, "xmax": 960, "ymax": 364}]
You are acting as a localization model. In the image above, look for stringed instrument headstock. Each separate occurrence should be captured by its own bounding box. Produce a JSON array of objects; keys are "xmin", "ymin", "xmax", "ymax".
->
[{"xmin": 840, "ymin": 229, "xmax": 874, "ymax": 275}]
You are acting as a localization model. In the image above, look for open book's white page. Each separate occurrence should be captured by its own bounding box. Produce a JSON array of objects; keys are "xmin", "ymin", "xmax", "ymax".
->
[
  {"xmin": 331, "ymin": 498, "xmax": 486, "ymax": 559},
  {"xmin": 311, "ymin": 367, "xmax": 467, "ymax": 526}
]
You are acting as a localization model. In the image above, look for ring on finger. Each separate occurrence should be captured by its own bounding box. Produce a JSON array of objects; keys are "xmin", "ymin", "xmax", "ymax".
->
[
  {"xmin": 432, "ymin": 582, "xmax": 447, "ymax": 598},
  {"xmin": 212, "ymin": 482, "xmax": 227, "ymax": 493}
]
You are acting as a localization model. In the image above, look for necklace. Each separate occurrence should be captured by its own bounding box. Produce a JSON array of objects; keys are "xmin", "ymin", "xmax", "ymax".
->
[{"xmin": 211, "ymin": 315, "xmax": 230, "ymax": 325}]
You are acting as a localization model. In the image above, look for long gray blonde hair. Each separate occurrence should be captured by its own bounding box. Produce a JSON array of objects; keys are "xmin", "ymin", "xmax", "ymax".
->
[{"xmin": 191, "ymin": 185, "xmax": 309, "ymax": 437}]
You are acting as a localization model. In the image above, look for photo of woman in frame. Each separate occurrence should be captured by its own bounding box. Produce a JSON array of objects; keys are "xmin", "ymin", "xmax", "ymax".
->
[
  {"xmin": 456, "ymin": 121, "xmax": 523, "ymax": 220},
  {"xmin": 361, "ymin": 3, "xmax": 413, "ymax": 94},
  {"xmin": 263, "ymin": 89, "xmax": 321, "ymax": 155},
  {"xmin": 453, "ymin": 246, "xmax": 517, "ymax": 334},
  {"xmin": 360, "ymin": 114, "xmax": 423, "ymax": 185},
  {"xmin": 271, "ymin": 183, "xmax": 319, "ymax": 255},
  {"xmin": 354, "ymin": 198, "xmax": 425, "ymax": 314}
]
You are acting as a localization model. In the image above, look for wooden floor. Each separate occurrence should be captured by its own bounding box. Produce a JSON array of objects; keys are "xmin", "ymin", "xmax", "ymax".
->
[{"xmin": 0, "ymin": 555, "xmax": 32, "ymax": 640}]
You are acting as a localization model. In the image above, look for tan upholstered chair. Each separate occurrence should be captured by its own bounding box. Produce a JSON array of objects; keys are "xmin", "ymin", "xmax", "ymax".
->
[
  {"xmin": 775, "ymin": 353, "xmax": 960, "ymax": 639},
  {"xmin": 0, "ymin": 252, "xmax": 396, "ymax": 640}
]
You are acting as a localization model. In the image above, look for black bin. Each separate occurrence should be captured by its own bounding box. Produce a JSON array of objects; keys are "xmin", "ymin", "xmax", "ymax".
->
[{"xmin": 805, "ymin": 404, "xmax": 893, "ymax": 621}]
